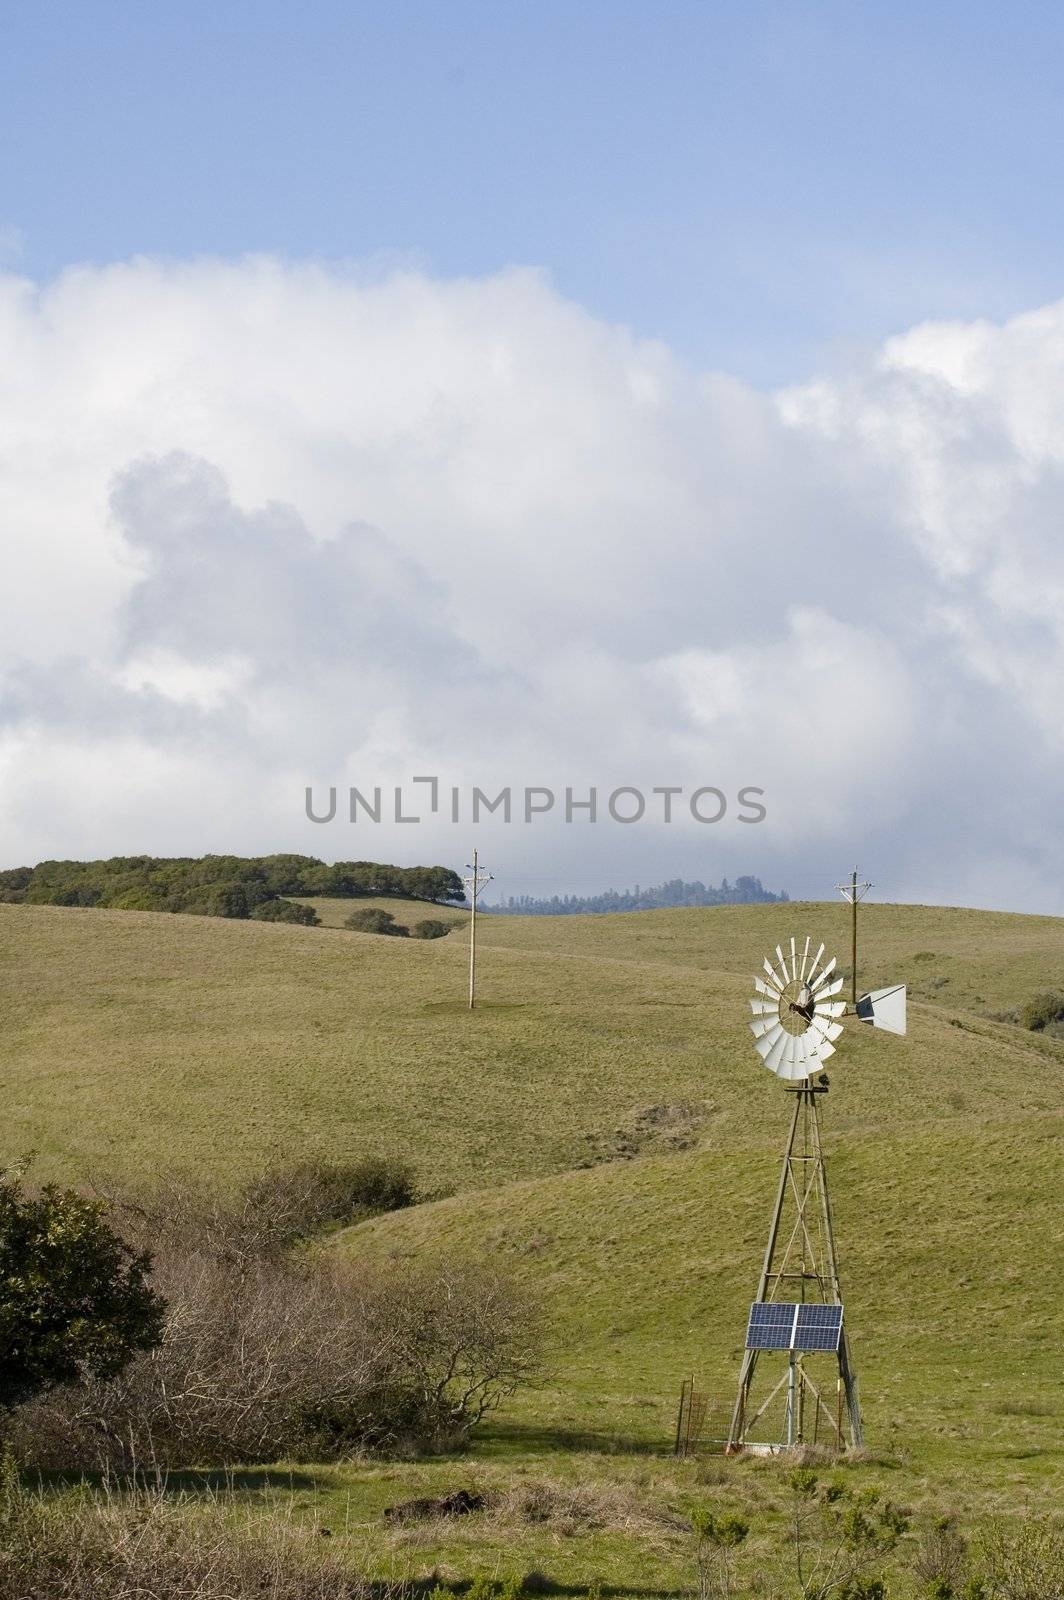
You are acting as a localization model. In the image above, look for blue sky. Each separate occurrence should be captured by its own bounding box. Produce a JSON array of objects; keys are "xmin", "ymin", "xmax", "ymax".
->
[{"xmin": 5, "ymin": 1, "xmax": 1064, "ymax": 383}]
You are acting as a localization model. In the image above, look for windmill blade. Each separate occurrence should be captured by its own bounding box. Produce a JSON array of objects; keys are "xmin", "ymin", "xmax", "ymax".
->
[
  {"xmin": 782, "ymin": 1042, "xmax": 812, "ymax": 1081},
  {"xmin": 754, "ymin": 977, "xmax": 781, "ymax": 1000},
  {"xmin": 806, "ymin": 942, "xmax": 826, "ymax": 983},
  {"xmin": 810, "ymin": 956, "xmax": 838, "ymax": 992},
  {"xmin": 819, "ymin": 975, "xmax": 844, "ymax": 998},
  {"xmin": 811, "ymin": 1018, "xmax": 844, "ymax": 1043},
  {"xmin": 755, "ymin": 1025, "xmax": 785, "ymax": 1061},
  {"xmin": 799, "ymin": 936, "xmax": 811, "ymax": 980},
  {"xmin": 763, "ymin": 1030, "xmax": 790, "ymax": 1074},
  {"xmin": 749, "ymin": 999, "xmax": 779, "ymax": 1016},
  {"xmin": 775, "ymin": 946, "xmax": 791, "ymax": 984},
  {"xmin": 762, "ymin": 959, "xmax": 783, "ymax": 992}
]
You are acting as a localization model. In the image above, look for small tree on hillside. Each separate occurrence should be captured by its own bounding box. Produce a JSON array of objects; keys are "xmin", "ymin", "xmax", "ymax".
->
[
  {"xmin": 250, "ymin": 898, "xmax": 321, "ymax": 926},
  {"xmin": 0, "ymin": 1168, "xmax": 165, "ymax": 1412},
  {"xmin": 343, "ymin": 908, "xmax": 408, "ymax": 937}
]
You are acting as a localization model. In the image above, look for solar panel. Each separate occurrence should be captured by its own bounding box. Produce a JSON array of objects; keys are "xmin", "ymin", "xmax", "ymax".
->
[
  {"xmin": 745, "ymin": 1301, "xmax": 843, "ymax": 1352},
  {"xmin": 795, "ymin": 1303, "xmax": 844, "ymax": 1350},
  {"xmin": 745, "ymin": 1303, "xmax": 794, "ymax": 1349}
]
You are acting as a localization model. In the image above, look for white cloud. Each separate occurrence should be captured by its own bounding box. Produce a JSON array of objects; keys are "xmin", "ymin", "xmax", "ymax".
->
[{"xmin": 1, "ymin": 256, "xmax": 1063, "ymax": 908}]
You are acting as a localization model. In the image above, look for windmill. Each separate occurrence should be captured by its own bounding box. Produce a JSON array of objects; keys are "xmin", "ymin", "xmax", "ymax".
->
[{"xmin": 726, "ymin": 888, "xmax": 905, "ymax": 1454}]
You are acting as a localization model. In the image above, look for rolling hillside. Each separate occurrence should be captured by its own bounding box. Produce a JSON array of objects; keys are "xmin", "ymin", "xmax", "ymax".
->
[
  {"xmin": 4, "ymin": 897, "xmax": 1060, "ymax": 1190},
  {"xmin": 2, "ymin": 895, "xmax": 1063, "ymax": 1586}
]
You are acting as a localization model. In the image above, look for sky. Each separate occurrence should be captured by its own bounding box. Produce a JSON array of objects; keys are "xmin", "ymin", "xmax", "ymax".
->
[{"xmin": 2, "ymin": 2, "xmax": 1064, "ymax": 909}]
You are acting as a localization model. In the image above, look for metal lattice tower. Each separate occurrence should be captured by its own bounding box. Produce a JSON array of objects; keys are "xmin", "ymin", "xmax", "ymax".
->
[{"xmin": 728, "ymin": 1081, "xmax": 862, "ymax": 1451}]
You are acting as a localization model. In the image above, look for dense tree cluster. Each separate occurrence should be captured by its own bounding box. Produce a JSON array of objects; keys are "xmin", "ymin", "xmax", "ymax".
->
[
  {"xmin": 0, "ymin": 855, "xmax": 465, "ymax": 920},
  {"xmin": 495, "ymin": 874, "xmax": 787, "ymax": 916}
]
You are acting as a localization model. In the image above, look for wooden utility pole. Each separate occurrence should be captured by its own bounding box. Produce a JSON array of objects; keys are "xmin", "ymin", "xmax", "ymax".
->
[
  {"xmin": 464, "ymin": 850, "xmax": 493, "ymax": 1010},
  {"xmin": 836, "ymin": 866, "xmax": 871, "ymax": 1012},
  {"xmin": 850, "ymin": 867, "xmax": 858, "ymax": 1012}
]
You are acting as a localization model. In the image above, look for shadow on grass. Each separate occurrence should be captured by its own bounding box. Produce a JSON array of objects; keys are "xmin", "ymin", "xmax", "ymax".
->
[
  {"xmin": 421, "ymin": 1000, "xmax": 530, "ymax": 1014},
  {"xmin": 479, "ymin": 1419, "xmax": 670, "ymax": 1458},
  {"xmin": 423, "ymin": 1586, "xmax": 682, "ymax": 1599},
  {"xmin": 26, "ymin": 1465, "xmax": 325, "ymax": 1495}
]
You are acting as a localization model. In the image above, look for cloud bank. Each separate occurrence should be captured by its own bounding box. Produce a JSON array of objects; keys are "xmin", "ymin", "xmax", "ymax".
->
[{"xmin": 1, "ymin": 257, "xmax": 1062, "ymax": 908}]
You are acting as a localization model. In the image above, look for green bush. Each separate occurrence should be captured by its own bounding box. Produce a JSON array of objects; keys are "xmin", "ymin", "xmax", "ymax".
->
[
  {"xmin": 249, "ymin": 897, "xmax": 320, "ymax": 925},
  {"xmin": 0, "ymin": 1168, "xmax": 165, "ymax": 1412},
  {"xmin": 980, "ymin": 1517, "xmax": 1064, "ymax": 1599},
  {"xmin": 1020, "ymin": 991, "xmax": 1064, "ymax": 1031},
  {"xmin": 343, "ymin": 907, "xmax": 408, "ymax": 936},
  {"xmin": 412, "ymin": 918, "xmax": 452, "ymax": 939}
]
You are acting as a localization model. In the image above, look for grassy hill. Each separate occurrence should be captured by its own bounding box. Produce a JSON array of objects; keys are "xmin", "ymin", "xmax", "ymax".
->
[{"xmin": 2, "ymin": 896, "xmax": 1063, "ymax": 1589}]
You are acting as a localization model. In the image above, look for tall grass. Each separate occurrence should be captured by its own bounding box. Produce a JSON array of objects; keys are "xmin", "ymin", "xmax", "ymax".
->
[{"xmin": 0, "ymin": 1464, "xmax": 369, "ymax": 1600}]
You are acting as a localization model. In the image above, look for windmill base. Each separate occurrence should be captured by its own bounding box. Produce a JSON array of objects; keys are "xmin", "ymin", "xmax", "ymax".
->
[{"xmin": 728, "ymin": 1084, "xmax": 863, "ymax": 1453}]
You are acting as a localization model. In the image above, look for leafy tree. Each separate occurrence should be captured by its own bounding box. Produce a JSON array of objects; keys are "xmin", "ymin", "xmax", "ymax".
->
[
  {"xmin": 411, "ymin": 919, "xmax": 452, "ymax": 940},
  {"xmin": 0, "ymin": 1169, "xmax": 165, "ymax": 1411},
  {"xmin": 250, "ymin": 898, "xmax": 321, "ymax": 926},
  {"xmin": 343, "ymin": 908, "xmax": 408, "ymax": 937},
  {"xmin": 0, "ymin": 867, "xmax": 32, "ymax": 903}
]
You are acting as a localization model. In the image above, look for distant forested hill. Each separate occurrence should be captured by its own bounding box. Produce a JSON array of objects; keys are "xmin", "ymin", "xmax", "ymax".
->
[
  {"xmin": 0, "ymin": 855, "xmax": 464, "ymax": 922},
  {"xmin": 493, "ymin": 874, "xmax": 787, "ymax": 915}
]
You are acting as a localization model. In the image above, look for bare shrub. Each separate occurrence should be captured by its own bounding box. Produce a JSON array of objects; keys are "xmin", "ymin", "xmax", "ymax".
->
[
  {"xmin": 0, "ymin": 1467, "xmax": 366, "ymax": 1600},
  {"xmin": 365, "ymin": 1260, "xmax": 543, "ymax": 1452},
  {"xmin": 11, "ymin": 1230, "xmax": 540, "ymax": 1469},
  {"xmin": 98, "ymin": 1157, "xmax": 416, "ymax": 1263},
  {"xmin": 11, "ymin": 1249, "xmax": 386, "ymax": 1469},
  {"xmin": 912, "ymin": 1519, "xmax": 970, "ymax": 1596},
  {"xmin": 240, "ymin": 1156, "xmax": 417, "ymax": 1243}
]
